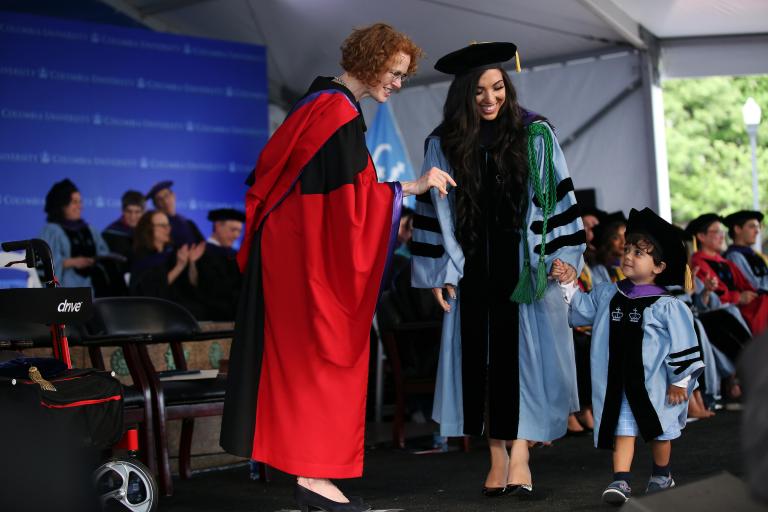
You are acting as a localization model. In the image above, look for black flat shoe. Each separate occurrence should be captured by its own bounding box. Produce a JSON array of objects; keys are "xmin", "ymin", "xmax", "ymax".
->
[
  {"xmin": 482, "ymin": 485, "xmax": 508, "ymax": 497},
  {"xmin": 294, "ymin": 484, "xmax": 371, "ymax": 512}
]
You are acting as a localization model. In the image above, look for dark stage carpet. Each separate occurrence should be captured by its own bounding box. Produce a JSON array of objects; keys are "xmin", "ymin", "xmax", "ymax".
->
[{"xmin": 161, "ymin": 410, "xmax": 748, "ymax": 512}]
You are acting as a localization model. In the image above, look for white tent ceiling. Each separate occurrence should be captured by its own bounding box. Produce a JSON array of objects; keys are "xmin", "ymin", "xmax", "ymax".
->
[
  {"xmin": 99, "ymin": 0, "xmax": 768, "ymax": 103},
  {"xmin": 92, "ymin": 0, "xmax": 767, "ymax": 217}
]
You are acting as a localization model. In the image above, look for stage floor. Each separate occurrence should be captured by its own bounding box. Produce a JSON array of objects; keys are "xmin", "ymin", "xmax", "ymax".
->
[{"xmin": 161, "ymin": 409, "xmax": 746, "ymax": 512}]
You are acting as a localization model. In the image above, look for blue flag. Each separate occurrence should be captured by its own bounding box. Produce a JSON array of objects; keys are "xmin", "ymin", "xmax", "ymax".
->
[{"xmin": 366, "ymin": 102, "xmax": 415, "ymax": 206}]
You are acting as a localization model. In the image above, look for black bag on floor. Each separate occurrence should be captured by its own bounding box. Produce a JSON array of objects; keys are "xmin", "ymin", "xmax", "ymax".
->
[{"xmin": 0, "ymin": 356, "xmax": 124, "ymax": 450}]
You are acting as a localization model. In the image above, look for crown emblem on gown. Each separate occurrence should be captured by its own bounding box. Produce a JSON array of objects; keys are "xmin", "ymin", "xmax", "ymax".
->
[
  {"xmin": 628, "ymin": 308, "xmax": 642, "ymax": 323},
  {"xmin": 611, "ymin": 307, "xmax": 623, "ymax": 322}
]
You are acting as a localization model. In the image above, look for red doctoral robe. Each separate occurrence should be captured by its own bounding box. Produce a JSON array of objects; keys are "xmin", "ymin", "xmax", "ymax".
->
[
  {"xmin": 220, "ymin": 77, "xmax": 402, "ymax": 478},
  {"xmin": 691, "ymin": 250, "xmax": 768, "ymax": 335}
]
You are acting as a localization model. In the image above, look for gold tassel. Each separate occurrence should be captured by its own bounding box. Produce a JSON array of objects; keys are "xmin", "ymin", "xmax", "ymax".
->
[
  {"xmin": 29, "ymin": 366, "xmax": 56, "ymax": 391},
  {"xmin": 515, "ymin": 50, "xmax": 521, "ymax": 72},
  {"xmin": 692, "ymin": 235, "xmax": 698, "ymax": 253},
  {"xmin": 684, "ymin": 264, "xmax": 694, "ymax": 293}
]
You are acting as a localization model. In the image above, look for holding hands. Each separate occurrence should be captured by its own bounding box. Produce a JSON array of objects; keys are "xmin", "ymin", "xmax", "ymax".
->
[{"xmin": 550, "ymin": 258, "xmax": 577, "ymax": 285}]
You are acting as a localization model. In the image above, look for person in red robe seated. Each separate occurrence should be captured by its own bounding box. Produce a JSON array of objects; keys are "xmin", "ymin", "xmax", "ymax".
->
[
  {"xmin": 687, "ymin": 213, "xmax": 768, "ymax": 335},
  {"xmin": 219, "ymin": 23, "xmax": 455, "ymax": 512}
]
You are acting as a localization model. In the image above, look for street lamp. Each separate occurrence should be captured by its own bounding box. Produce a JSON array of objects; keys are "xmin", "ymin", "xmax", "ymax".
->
[{"xmin": 743, "ymin": 97, "xmax": 762, "ymax": 249}]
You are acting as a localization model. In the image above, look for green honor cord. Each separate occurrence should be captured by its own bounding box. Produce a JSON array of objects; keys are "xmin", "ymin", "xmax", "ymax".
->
[{"xmin": 510, "ymin": 123, "xmax": 558, "ymax": 305}]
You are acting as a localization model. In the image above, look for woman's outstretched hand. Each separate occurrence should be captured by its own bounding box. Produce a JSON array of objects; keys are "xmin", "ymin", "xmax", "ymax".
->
[{"xmin": 402, "ymin": 167, "xmax": 457, "ymax": 198}]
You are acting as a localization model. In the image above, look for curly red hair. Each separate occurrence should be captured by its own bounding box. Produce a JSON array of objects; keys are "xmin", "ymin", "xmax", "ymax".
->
[{"xmin": 340, "ymin": 23, "xmax": 423, "ymax": 86}]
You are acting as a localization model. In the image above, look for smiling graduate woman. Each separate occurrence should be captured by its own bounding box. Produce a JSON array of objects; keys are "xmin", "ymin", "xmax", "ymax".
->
[
  {"xmin": 411, "ymin": 42, "xmax": 586, "ymax": 499},
  {"xmin": 220, "ymin": 23, "xmax": 455, "ymax": 512}
]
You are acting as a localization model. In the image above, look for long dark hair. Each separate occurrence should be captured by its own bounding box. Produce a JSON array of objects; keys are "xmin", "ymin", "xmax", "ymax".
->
[
  {"xmin": 134, "ymin": 210, "xmax": 163, "ymax": 253},
  {"xmin": 440, "ymin": 67, "xmax": 529, "ymax": 251}
]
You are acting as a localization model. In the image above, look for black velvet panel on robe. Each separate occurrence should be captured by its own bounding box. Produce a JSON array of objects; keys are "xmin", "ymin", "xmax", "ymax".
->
[
  {"xmin": 220, "ymin": 228, "xmax": 265, "ymax": 458},
  {"xmin": 456, "ymin": 128, "xmax": 521, "ymax": 439},
  {"xmin": 598, "ymin": 293, "xmax": 664, "ymax": 449},
  {"xmin": 197, "ymin": 243, "xmax": 242, "ymax": 321}
]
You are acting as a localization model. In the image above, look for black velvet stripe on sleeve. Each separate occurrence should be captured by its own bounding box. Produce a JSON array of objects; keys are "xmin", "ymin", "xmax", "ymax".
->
[
  {"xmin": 300, "ymin": 117, "xmax": 369, "ymax": 195},
  {"xmin": 415, "ymin": 193, "xmax": 433, "ymax": 204},
  {"xmin": 530, "ymin": 204, "xmax": 581, "ymax": 235},
  {"xmin": 532, "ymin": 177, "xmax": 574, "ymax": 207},
  {"xmin": 669, "ymin": 356, "xmax": 703, "ymax": 375},
  {"xmin": 669, "ymin": 346, "xmax": 701, "ymax": 359},
  {"xmin": 413, "ymin": 214, "xmax": 441, "ymax": 233},
  {"xmin": 533, "ymin": 229, "xmax": 586, "ymax": 255},
  {"xmin": 410, "ymin": 241, "xmax": 445, "ymax": 258}
]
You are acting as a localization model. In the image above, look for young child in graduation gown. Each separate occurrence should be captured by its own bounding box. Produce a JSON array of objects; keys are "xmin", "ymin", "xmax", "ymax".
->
[{"xmin": 552, "ymin": 207, "xmax": 704, "ymax": 506}]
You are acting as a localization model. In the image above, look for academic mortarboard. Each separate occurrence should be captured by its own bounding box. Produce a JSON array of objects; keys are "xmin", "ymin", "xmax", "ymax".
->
[
  {"xmin": 207, "ymin": 208, "xmax": 245, "ymax": 223},
  {"xmin": 146, "ymin": 180, "xmax": 173, "ymax": 200},
  {"xmin": 684, "ymin": 213, "xmax": 722, "ymax": 237},
  {"xmin": 722, "ymin": 210, "xmax": 764, "ymax": 229},
  {"xmin": 435, "ymin": 42, "xmax": 519, "ymax": 75},
  {"xmin": 591, "ymin": 210, "xmax": 627, "ymax": 248},
  {"xmin": 625, "ymin": 208, "xmax": 688, "ymax": 287},
  {"xmin": 580, "ymin": 206, "xmax": 607, "ymax": 220}
]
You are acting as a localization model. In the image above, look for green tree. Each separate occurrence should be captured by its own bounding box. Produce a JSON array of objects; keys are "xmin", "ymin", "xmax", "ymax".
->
[{"xmin": 663, "ymin": 75, "xmax": 768, "ymax": 226}]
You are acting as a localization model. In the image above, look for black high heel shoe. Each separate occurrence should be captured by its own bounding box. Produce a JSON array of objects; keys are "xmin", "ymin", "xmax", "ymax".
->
[
  {"xmin": 294, "ymin": 484, "xmax": 372, "ymax": 512},
  {"xmin": 482, "ymin": 485, "xmax": 508, "ymax": 497},
  {"xmin": 506, "ymin": 483, "xmax": 534, "ymax": 498}
]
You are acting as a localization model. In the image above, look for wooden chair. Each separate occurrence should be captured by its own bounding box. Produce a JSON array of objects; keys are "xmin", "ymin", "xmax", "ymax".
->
[
  {"xmin": 78, "ymin": 329, "xmax": 158, "ymax": 475},
  {"xmin": 85, "ymin": 296, "xmax": 233, "ymax": 496},
  {"xmin": 379, "ymin": 320, "xmax": 469, "ymax": 452}
]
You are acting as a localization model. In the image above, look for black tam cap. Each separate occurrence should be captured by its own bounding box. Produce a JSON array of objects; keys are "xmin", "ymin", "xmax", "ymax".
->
[
  {"xmin": 435, "ymin": 42, "xmax": 518, "ymax": 75},
  {"xmin": 626, "ymin": 208, "xmax": 688, "ymax": 286},
  {"xmin": 580, "ymin": 206, "xmax": 607, "ymax": 220},
  {"xmin": 684, "ymin": 213, "xmax": 722, "ymax": 237},
  {"xmin": 207, "ymin": 208, "xmax": 245, "ymax": 223},
  {"xmin": 146, "ymin": 180, "xmax": 173, "ymax": 200},
  {"xmin": 591, "ymin": 210, "xmax": 627, "ymax": 248},
  {"xmin": 723, "ymin": 210, "xmax": 764, "ymax": 229}
]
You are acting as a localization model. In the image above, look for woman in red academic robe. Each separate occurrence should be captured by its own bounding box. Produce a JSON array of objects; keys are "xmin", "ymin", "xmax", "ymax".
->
[
  {"xmin": 220, "ymin": 23, "xmax": 454, "ymax": 512},
  {"xmin": 687, "ymin": 213, "xmax": 768, "ymax": 335}
]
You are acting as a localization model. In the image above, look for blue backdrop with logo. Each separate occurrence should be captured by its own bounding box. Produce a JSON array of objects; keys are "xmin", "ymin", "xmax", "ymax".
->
[
  {"xmin": 365, "ymin": 102, "xmax": 415, "ymax": 208},
  {"xmin": 0, "ymin": 12, "xmax": 267, "ymax": 243}
]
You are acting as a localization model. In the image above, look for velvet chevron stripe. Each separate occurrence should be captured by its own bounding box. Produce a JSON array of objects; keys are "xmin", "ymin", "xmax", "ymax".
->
[
  {"xmin": 415, "ymin": 193, "xmax": 433, "ymax": 204},
  {"xmin": 669, "ymin": 346, "xmax": 702, "ymax": 359},
  {"xmin": 532, "ymin": 177, "xmax": 574, "ymax": 207},
  {"xmin": 413, "ymin": 213, "xmax": 442, "ymax": 233},
  {"xmin": 669, "ymin": 356, "xmax": 704, "ymax": 375},
  {"xmin": 530, "ymin": 204, "xmax": 581, "ymax": 235},
  {"xmin": 410, "ymin": 241, "xmax": 445, "ymax": 258},
  {"xmin": 533, "ymin": 229, "xmax": 587, "ymax": 255}
]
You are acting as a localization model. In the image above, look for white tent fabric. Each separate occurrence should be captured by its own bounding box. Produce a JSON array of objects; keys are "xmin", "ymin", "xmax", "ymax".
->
[
  {"xmin": 661, "ymin": 34, "xmax": 768, "ymax": 79},
  {"xmin": 99, "ymin": 0, "xmax": 768, "ymax": 215}
]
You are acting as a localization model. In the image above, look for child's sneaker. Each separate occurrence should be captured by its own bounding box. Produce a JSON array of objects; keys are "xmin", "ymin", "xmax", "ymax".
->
[
  {"xmin": 646, "ymin": 475, "xmax": 675, "ymax": 494},
  {"xmin": 602, "ymin": 480, "xmax": 631, "ymax": 505}
]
